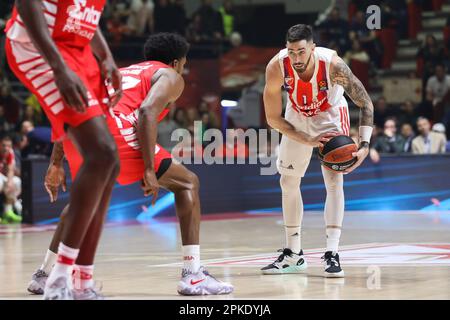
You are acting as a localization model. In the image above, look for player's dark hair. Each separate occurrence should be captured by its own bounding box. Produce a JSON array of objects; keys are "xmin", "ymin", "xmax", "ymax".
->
[
  {"xmin": 286, "ymin": 24, "xmax": 313, "ymax": 43},
  {"xmin": 144, "ymin": 33, "xmax": 190, "ymax": 65}
]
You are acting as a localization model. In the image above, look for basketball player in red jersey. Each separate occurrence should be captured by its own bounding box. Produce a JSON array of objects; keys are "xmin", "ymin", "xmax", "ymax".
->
[
  {"xmin": 5, "ymin": 0, "xmax": 122, "ymax": 299},
  {"xmin": 262, "ymin": 25, "xmax": 374, "ymax": 277},
  {"xmin": 27, "ymin": 33, "xmax": 234, "ymax": 297}
]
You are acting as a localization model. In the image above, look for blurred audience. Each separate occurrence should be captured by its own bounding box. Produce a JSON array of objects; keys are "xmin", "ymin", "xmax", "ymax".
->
[
  {"xmin": 372, "ymin": 118, "xmax": 405, "ymax": 154},
  {"xmin": 127, "ymin": 0, "xmax": 155, "ymax": 36},
  {"xmin": 400, "ymin": 123, "xmax": 415, "ymax": 153},
  {"xmin": 0, "ymin": 135, "xmax": 22, "ymax": 224},
  {"xmin": 426, "ymin": 64, "xmax": 450, "ymax": 124},
  {"xmin": 319, "ymin": 7, "xmax": 350, "ymax": 54},
  {"xmin": 412, "ymin": 117, "xmax": 447, "ymax": 154}
]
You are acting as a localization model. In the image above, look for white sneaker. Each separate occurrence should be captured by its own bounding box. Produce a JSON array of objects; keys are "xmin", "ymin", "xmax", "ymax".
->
[
  {"xmin": 43, "ymin": 276, "xmax": 73, "ymax": 300},
  {"xmin": 27, "ymin": 269, "xmax": 48, "ymax": 295},
  {"xmin": 73, "ymin": 287, "xmax": 104, "ymax": 300},
  {"xmin": 177, "ymin": 266, "xmax": 234, "ymax": 296},
  {"xmin": 261, "ymin": 248, "xmax": 308, "ymax": 274}
]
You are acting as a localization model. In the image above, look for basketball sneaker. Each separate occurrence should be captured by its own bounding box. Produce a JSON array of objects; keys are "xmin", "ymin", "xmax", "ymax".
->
[
  {"xmin": 73, "ymin": 285, "xmax": 104, "ymax": 300},
  {"xmin": 261, "ymin": 248, "xmax": 308, "ymax": 274},
  {"xmin": 177, "ymin": 266, "xmax": 234, "ymax": 295},
  {"xmin": 322, "ymin": 251, "xmax": 345, "ymax": 278},
  {"xmin": 27, "ymin": 269, "xmax": 48, "ymax": 295},
  {"xmin": 43, "ymin": 276, "xmax": 73, "ymax": 300},
  {"xmin": 2, "ymin": 209, "xmax": 22, "ymax": 224}
]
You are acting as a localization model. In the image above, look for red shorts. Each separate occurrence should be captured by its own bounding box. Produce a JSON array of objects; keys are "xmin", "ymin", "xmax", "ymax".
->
[
  {"xmin": 5, "ymin": 39, "xmax": 108, "ymax": 142},
  {"xmin": 62, "ymin": 116, "xmax": 172, "ymax": 184}
]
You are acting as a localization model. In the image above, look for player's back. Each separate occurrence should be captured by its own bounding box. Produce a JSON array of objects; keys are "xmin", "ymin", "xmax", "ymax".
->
[
  {"xmin": 113, "ymin": 61, "xmax": 171, "ymax": 123},
  {"xmin": 6, "ymin": 0, "xmax": 106, "ymax": 48}
]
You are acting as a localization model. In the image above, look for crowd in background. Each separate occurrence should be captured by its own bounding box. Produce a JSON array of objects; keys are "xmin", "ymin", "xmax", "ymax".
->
[{"xmin": 316, "ymin": 1, "xmax": 450, "ymax": 156}]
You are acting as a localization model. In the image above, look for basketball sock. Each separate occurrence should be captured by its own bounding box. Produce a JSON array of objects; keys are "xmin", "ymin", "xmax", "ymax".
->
[
  {"xmin": 182, "ymin": 245, "xmax": 200, "ymax": 274},
  {"xmin": 280, "ymin": 175, "xmax": 303, "ymax": 254},
  {"xmin": 326, "ymin": 228, "xmax": 341, "ymax": 252},
  {"xmin": 4, "ymin": 203, "xmax": 13, "ymax": 213},
  {"xmin": 322, "ymin": 167, "xmax": 344, "ymax": 252},
  {"xmin": 46, "ymin": 242, "xmax": 79, "ymax": 288},
  {"xmin": 40, "ymin": 249, "xmax": 57, "ymax": 274},
  {"xmin": 285, "ymin": 226, "xmax": 301, "ymax": 254},
  {"xmin": 73, "ymin": 264, "xmax": 94, "ymax": 290}
]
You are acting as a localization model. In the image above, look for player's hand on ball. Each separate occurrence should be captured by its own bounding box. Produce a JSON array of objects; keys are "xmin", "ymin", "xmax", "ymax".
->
[
  {"xmin": 44, "ymin": 164, "xmax": 67, "ymax": 203},
  {"xmin": 308, "ymin": 131, "xmax": 339, "ymax": 148},
  {"xmin": 343, "ymin": 143, "xmax": 369, "ymax": 174},
  {"xmin": 142, "ymin": 168, "xmax": 160, "ymax": 206}
]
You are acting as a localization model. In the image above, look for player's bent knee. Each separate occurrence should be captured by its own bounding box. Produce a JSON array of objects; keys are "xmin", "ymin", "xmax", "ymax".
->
[{"xmin": 186, "ymin": 171, "xmax": 200, "ymax": 192}]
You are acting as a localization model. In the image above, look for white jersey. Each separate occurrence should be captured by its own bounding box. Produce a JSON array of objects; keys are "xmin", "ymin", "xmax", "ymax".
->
[
  {"xmin": 276, "ymin": 47, "xmax": 350, "ymax": 177},
  {"xmin": 277, "ymin": 46, "xmax": 349, "ymax": 136}
]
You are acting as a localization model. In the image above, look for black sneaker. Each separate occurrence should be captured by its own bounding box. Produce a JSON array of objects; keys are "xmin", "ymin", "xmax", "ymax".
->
[
  {"xmin": 322, "ymin": 251, "xmax": 345, "ymax": 278},
  {"xmin": 261, "ymin": 248, "xmax": 308, "ymax": 274}
]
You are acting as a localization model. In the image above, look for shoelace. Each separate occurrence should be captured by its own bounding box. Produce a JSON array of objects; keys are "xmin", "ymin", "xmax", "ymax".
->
[
  {"xmin": 321, "ymin": 254, "xmax": 338, "ymax": 266},
  {"xmin": 275, "ymin": 248, "xmax": 292, "ymax": 263}
]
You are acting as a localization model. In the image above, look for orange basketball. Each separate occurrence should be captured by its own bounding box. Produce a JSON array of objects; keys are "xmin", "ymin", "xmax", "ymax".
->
[{"xmin": 319, "ymin": 135, "xmax": 358, "ymax": 172}]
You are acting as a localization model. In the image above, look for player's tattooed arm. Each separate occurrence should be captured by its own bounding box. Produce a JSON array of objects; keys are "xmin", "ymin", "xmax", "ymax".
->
[{"xmin": 329, "ymin": 56, "xmax": 374, "ymax": 128}]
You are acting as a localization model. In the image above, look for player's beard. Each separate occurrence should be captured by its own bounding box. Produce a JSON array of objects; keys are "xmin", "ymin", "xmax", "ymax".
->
[{"xmin": 293, "ymin": 52, "xmax": 313, "ymax": 73}]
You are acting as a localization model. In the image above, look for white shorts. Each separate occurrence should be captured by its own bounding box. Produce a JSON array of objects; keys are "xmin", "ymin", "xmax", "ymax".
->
[
  {"xmin": 0, "ymin": 174, "xmax": 22, "ymax": 198},
  {"xmin": 277, "ymin": 100, "xmax": 350, "ymax": 177}
]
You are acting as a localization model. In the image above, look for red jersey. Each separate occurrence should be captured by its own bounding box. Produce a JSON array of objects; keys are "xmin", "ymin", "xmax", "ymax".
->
[
  {"xmin": 6, "ymin": 0, "xmax": 105, "ymax": 48},
  {"xmin": 0, "ymin": 151, "xmax": 15, "ymax": 176},
  {"xmin": 112, "ymin": 61, "xmax": 171, "ymax": 123}
]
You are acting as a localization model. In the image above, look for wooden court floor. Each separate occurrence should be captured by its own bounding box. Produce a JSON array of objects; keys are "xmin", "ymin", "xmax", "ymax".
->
[{"xmin": 1, "ymin": 211, "xmax": 449, "ymax": 299}]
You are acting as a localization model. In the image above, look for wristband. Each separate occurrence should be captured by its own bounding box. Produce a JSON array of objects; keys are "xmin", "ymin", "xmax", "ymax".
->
[{"xmin": 359, "ymin": 126, "xmax": 373, "ymax": 143}]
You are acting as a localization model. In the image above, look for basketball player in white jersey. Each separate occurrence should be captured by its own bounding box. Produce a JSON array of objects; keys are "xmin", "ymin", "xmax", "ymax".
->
[{"xmin": 262, "ymin": 24, "xmax": 373, "ymax": 277}]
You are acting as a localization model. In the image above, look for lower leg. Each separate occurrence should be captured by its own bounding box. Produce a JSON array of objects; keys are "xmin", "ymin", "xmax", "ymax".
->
[
  {"xmin": 73, "ymin": 175, "xmax": 118, "ymax": 290},
  {"xmin": 322, "ymin": 167, "xmax": 345, "ymax": 252},
  {"xmin": 38, "ymin": 205, "xmax": 69, "ymax": 274},
  {"xmin": 280, "ymin": 174, "xmax": 303, "ymax": 253},
  {"xmin": 159, "ymin": 165, "xmax": 201, "ymax": 273},
  {"xmin": 46, "ymin": 117, "xmax": 118, "ymax": 289}
]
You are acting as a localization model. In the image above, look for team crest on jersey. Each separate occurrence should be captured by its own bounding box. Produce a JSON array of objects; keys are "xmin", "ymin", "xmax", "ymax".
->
[
  {"xmin": 319, "ymin": 80, "xmax": 328, "ymax": 91},
  {"xmin": 284, "ymin": 76, "xmax": 294, "ymax": 90}
]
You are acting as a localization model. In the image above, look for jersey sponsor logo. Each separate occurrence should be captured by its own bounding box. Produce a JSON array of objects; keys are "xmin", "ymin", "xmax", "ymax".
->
[{"xmin": 63, "ymin": 0, "xmax": 102, "ymax": 40}]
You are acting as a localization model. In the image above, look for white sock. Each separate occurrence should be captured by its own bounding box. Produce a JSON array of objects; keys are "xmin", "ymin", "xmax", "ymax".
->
[
  {"xmin": 182, "ymin": 245, "xmax": 200, "ymax": 273},
  {"xmin": 322, "ymin": 167, "xmax": 344, "ymax": 253},
  {"xmin": 4, "ymin": 203, "xmax": 13, "ymax": 213},
  {"xmin": 326, "ymin": 228, "xmax": 341, "ymax": 253},
  {"xmin": 280, "ymin": 175, "xmax": 303, "ymax": 254},
  {"xmin": 73, "ymin": 264, "xmax": 94, "ymax": 290},
  {"xmin": 46, "ymin": 242, "xmax": 79, "ymax": 289},
  {"xmin": 285, "ymin": 226, "xmax": 301, "ymax": 254},
  {"xmin": 40, "ymin": 249, "xmax": 57, "ymax": 274}
]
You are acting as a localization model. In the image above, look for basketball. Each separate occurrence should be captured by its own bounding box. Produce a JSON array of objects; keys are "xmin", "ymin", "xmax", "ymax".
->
[{"xmin": 319, "ymin": 135, "xmax": 358, "ymax": 172}]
